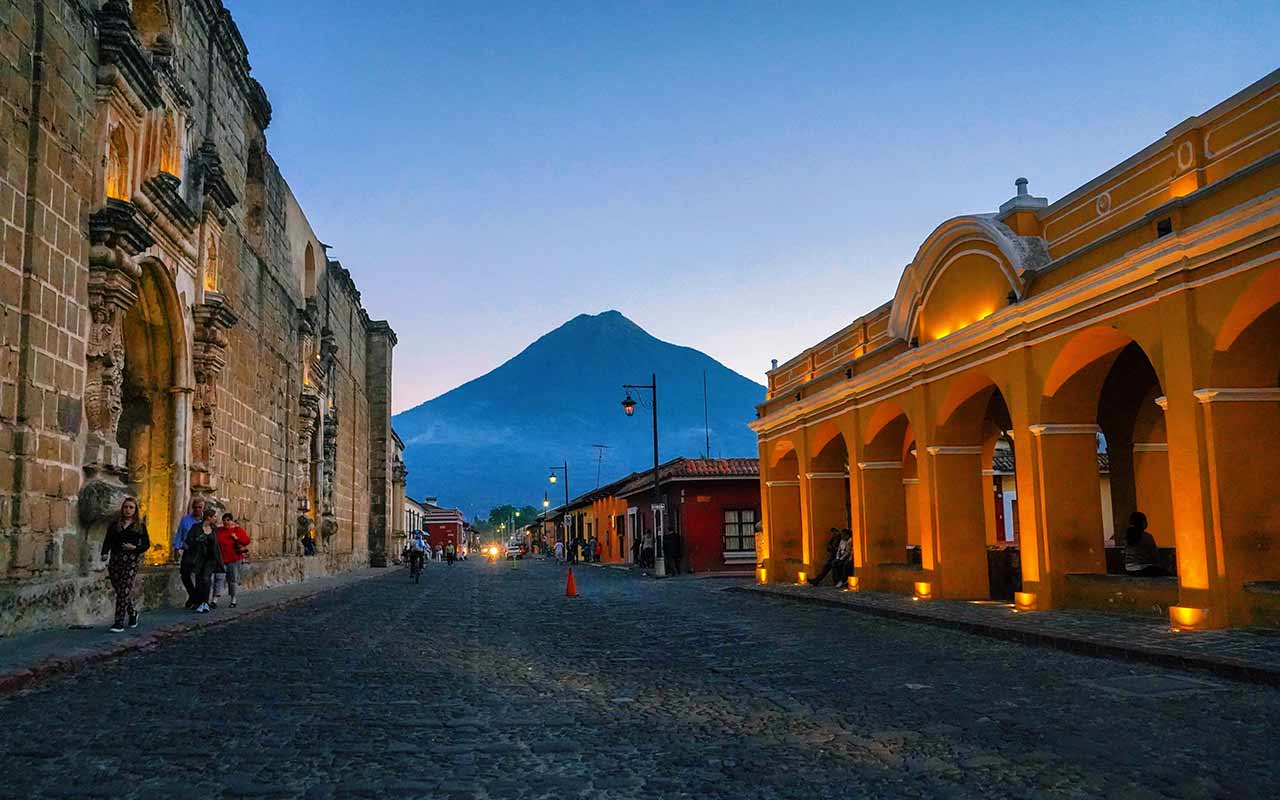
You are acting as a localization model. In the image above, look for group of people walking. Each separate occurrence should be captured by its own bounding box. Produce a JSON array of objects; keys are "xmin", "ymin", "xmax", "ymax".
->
[
  {"xmin": 555, "ymin": 535, "xmax": 600, "ymax": 565},
  {"xmin": 172, "ymin": 496, "xmax": 253, "ymax": 614},
  {"xmin": 100, "ymin": 495, "xmax": 252, "ymax": 632}
]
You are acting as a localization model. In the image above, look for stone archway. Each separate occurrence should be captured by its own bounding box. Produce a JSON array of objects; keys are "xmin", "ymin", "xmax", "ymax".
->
[{"xmin": 119, "ymin": 258, "xmax": 188, "ymax": 563}]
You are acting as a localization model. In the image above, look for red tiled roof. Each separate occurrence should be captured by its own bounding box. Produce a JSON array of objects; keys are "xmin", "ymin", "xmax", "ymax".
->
[{"xmin": 666, "ymin": 458, "xmax": 759, "ymax": 479}]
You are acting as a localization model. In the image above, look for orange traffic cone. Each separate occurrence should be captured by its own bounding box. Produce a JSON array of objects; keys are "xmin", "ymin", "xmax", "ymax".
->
[{"xmin": 565, "ymin": 567, "xmax": 578, "ymax": 598}]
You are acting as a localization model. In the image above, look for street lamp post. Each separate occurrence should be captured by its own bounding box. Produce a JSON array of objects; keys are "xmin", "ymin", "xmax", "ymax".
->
[
  {"xmin": 622, "ymin": 373, "xmax": 665, "ymax": 577},
  {"xmin": 548, "ymin": 462, "xmax": 569, "ymax": 543}
]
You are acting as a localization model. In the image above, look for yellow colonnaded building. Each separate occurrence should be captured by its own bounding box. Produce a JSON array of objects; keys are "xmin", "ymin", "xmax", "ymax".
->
[{"xmin": 750, "ymin": 69, "xmax": 1280, "ymax": 630}]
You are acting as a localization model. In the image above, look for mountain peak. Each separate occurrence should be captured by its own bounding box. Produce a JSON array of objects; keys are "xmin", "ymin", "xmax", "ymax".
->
[{"xmin": 393, "ymin": 310, "xmax": 766, "ymax": 515}]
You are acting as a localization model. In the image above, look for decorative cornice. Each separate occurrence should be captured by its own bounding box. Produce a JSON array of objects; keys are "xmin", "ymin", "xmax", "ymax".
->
[
  {"xmin": 1133, "ymin": 442, "xmax": 1169, "ymax": 452},
  {"xmin": 1194, "ymin": 388, "xmax": 1280, "ymax": 403},
  {"xmin": 1028, "ymin": 423, "xmax": 1101, "ymax": 436},
  {"xmin": 196, "ymin": 141, "xmax": 239, "ymax": 211},
  {"xmin": 367, "ymin": 319, "xmax": 398, "ymax": 346},
  {"xmin": 1155, "ymin": 395, "xmax": 1169, "ymax": 410},
  {"xmin": 96, "ymin": 0, "xmax": 163, "ymax": 110},
  {"xmin": 857, "ymin": 461, "xmax": 902, "ymax": 471},
  {"xmin": 139, "ymin": 172, "xmax": 197, "ymax": 233},
  {"xmin": 805, "ymin": 472, "xmax": 849, "ymax": 480},
  {"xmin": 926, "ymin": 446, "xmax": 983, "ymax": 456},
  {"xmin": 765, "ymin": 480, "xmax": 800, "ymax": 488},
  {"xmin": 902, "ymin": 478, "xmax": 921, "ymax": 485},
  {"xmin": 89, "ymin": 200, "xmax": 155, "ymax": 256}
]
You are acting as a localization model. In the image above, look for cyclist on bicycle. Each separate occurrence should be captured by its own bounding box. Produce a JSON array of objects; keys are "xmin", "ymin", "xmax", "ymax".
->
[{"xmin": 407, "ymin": 532, "xmax": 427, "ymax": 581}]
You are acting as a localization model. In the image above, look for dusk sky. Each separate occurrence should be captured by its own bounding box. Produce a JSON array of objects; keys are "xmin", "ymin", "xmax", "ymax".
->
[{"xmin": 225, "ymin": 1, "xmax": 1280, "ymax": 413}]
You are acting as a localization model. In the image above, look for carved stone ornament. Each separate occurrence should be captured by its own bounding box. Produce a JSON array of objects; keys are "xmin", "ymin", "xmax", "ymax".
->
[
  {"xmin": 189, "ymin": 292, "xmax": 239, "ymax": 488},
  {"xmin": 196, "ymin": 140, "xmax": 239, "ymax": 212},
  {"xmin": 85, "ymin": 201, "xmax": 152, "ymax": 478},
  {"xmin": 96, "ymin": 0, "xmax": 163, "ymax": 110}
]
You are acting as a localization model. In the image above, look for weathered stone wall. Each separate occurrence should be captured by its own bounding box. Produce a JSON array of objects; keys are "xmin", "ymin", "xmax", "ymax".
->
[{"xmin": 0, "ymin": 0, "xmax": 395, "ymax": 635}]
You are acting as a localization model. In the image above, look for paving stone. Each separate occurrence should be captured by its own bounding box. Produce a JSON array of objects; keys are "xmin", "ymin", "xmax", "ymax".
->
[{"xmin": 0, "ymin": 562, "xmax": 1276, "ymax": 798}]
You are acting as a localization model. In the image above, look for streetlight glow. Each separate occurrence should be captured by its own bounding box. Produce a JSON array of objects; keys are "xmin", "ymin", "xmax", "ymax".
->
[{"xmin": 548, "ymin": 472, "xmax": 557, "ymax": 484}]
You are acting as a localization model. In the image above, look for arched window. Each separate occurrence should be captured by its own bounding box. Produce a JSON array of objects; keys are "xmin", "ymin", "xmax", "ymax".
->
[{"xmin": 304, "ymin": 241, "xmax": 317, "ymax": 297}]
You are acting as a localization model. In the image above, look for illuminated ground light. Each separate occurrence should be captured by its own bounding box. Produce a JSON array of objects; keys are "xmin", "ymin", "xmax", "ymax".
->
[
  {"xmin": 845, "ymin": 576, "xmax": 860, "ymax": 591},
  {"xmin": 757, "ymin": 567, "xmax": 768, "ymax": 585},
  {"xmin": 1169, "ymin": 606, "xmax": 1209, "ymax": 631},
  {"xmin": 797, "ymin": 571, "xmax": 808, "ymax": 585},
  {"xmin": 1014, "ymin": 591, "xmax": 1037, "ymax": 612},
  {"xmin": 913, "ymin": 581, "xmax": 933, "ymax": 600}
]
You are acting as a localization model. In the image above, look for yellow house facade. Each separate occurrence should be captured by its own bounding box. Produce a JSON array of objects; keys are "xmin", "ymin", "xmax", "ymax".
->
[{"xmin": 751, "ymin": 70, "xmax": 1280, "ymax": 630}]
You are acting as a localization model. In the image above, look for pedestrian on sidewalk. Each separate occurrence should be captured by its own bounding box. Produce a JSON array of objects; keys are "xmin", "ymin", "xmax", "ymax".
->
[
  {"xmin": 664, "ymin": 528, "xmax": 683, "ymax": 575},
  {"xmin": 445, "ymin": 542, "xmax": 456, "ymax": 565},
  {"xmin": 173, "ymin": 496, "xmax": 205, "ymax": 608},
  {"xmin": 807, "ymin": 528, "xmax": 842, "ymax": 586},
  {"xmin": 831, "ymin": 529, "xmax": 853, "ymax": 586},
  {"xmin": 101, "ymin": 496, "xmax": 151, "ymax": 632},
  {"xmin": 215, "ymin": 512, "xmax": 251, "ymax": 608},
  {"xmin": 555, "ymin": 539, "xmax": 565, "ymax": 562},
  {"xmin": 188, "ymin": 508, "xmax": 224, "ymax": 613},
  {"xmin": 641, "ymin": 528, "xmax": 655, "ymax": 569}
]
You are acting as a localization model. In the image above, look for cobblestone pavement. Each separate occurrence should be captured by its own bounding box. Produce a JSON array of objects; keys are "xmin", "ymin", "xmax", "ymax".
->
[
  {"xmin": 743, "ymin": 583, "xmax": 1280, "ymax": 681},
  {"xmin": 1, "ymin": 561, "xmax": 1277, "ymax": 799}
]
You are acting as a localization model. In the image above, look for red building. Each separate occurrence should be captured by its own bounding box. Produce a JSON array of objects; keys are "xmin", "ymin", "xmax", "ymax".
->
[
  {"xmin": 617, "ymin": 458, "xmax": 760, "ymax": 573},
  {"xmin": 423, "ymin": 504, "xmax": 466, "ymax": 552}
]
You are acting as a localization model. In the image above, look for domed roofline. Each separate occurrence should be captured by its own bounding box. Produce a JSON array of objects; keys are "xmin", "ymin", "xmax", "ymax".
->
[{"xmin": 887, "ymin": 214, "xmax": 1049, "ymax": 341}]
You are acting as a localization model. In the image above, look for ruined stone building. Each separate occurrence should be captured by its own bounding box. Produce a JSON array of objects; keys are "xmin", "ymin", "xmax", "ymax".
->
[{"xmin": 0, "ymin": 1, "xmax": 398, "ymax": 633}]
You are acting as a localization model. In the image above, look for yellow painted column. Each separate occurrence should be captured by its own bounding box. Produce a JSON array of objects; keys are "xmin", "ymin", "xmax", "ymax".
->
[
  {"xmin": 857, "ymin": 460, "xmax": 907, "ymax": 589},
  {"xmin": 1157, "ymin": 289, "xmax": 1225, "ymax": 627},
  {"xmin": 1194, "ymin": 388, "xmax": 1280, "ymax": 625},
  {"xmin": 925, "ymin": 446, "xmax": 989, "ymax": 599},
  {"xmin": 756, "ymin": 440, "xmax": 774, "ymax": 583},
  {"xmin": 1027, "ymin": 424, "xmax": 1109, "ymax": 607}
]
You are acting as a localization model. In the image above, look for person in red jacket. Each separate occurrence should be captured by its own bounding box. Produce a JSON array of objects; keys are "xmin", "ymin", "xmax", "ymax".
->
[{"xmin": 216, "ymin": 513, "xmax": 251, "ymax": 608}]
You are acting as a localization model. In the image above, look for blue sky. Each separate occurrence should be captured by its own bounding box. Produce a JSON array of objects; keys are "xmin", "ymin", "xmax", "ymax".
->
[{"xmin": 225, "ymin": 1, "xmax": 1280, "ymax": 412}]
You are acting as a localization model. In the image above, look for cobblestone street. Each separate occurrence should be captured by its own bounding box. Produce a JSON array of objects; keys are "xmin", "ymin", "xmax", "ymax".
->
[{"xmin": 1, "ymin": 562, "xmax": 1277, "ymax": 800}]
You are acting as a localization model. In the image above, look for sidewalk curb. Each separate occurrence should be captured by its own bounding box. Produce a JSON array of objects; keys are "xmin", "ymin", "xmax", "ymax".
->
[
  {"xmin": 727, "ymin": 585, "xmax": 1280, "ymax": 687},
  {"xmin": 0, "ymin": 569, "xmax": 387, "ymax": 697}
]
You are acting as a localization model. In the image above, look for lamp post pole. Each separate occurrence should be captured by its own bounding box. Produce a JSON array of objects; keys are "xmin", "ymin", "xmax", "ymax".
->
[
  {"xmin": 549, "ymin": 462, "xmax": 569, "ymax": 544},
  {"xmin": 622, "ymin": 373, "xmax": 664, "ymax": 577}
]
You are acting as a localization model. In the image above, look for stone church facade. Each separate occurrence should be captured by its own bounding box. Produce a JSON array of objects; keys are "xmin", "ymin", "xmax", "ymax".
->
[{"xmin": 0, "ymin": 0, "xmax": 399, "ymax": 633}]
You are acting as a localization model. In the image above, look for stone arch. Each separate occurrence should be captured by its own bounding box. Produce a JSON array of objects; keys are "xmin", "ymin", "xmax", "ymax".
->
[
  {"xmin": 1202, "ymin": 268, "xmax": 1280, "ymax": 606},
  {"xmin": 888, "ymin": 215, "xmax": 1043, "ymax": 342},
  {"xmin": 764, "ymin": 442, "xmax": 803, "ymax": 582},
  {"xmin": 119, "ymin": 258, "xmax": 188, "ymax": 562},
  {"xmin": 304, "ymin": 241, "xmax": 318, "ymax": 297},
  {"xmin": 105, "ymin": 124, "xmax": 132, "ymax": 201},
  {"xmin": 927, "ymin": 372, "xmax": 1019, "ymax": 599},
  {"xmin": 858, "ymin": 400, "xmax": 918, "ymax": 586},
  {"xmin": 1043, "ymin": 330, "xmax": 1171, "ymax": 551},
  {"xmin": 1211, "ymin": 267, "xmax": 1280, "ymax": 387},
  {"xmin": 807, "ymin": 428, "xmax": 851, "ymax": 557}
]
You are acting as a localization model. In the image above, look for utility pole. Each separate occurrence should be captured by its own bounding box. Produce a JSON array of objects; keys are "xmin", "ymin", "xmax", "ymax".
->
[{"xmin": 592, "ymin": 443, "xmax": 610, "ymax": 488}]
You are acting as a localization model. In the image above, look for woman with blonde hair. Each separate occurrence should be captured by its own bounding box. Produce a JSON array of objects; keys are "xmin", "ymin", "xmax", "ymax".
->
[{"xmin": 100, "ymin": 495, "xmax": 150, "ymax": 632}]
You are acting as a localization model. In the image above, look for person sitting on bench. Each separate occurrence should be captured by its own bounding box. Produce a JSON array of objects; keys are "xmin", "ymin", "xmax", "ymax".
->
[{"xmin": 1123, "ymin": 511, "xmax": 1168, "ymax": 577}]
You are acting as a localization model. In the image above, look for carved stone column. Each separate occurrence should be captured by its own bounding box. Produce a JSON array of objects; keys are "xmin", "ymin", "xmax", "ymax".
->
[{"xmin": 189, "ymin": 291, "xmax": 238, "ymax": 497}]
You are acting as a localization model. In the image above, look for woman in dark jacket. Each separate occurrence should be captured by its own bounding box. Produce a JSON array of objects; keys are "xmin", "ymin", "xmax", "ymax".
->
[
  {"xmin": 100, "ymin": 496, "xmax": 150, "ymax": 632},
  {"xmin": 188, "ymin": 507, "xmax": 224, "ymax": 613}
]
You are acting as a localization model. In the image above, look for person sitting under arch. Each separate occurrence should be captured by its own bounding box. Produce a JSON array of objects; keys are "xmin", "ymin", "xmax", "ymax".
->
[{"xmin": 1123, "ymin": 512, "xmax": 1168, "ymax": 577}]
